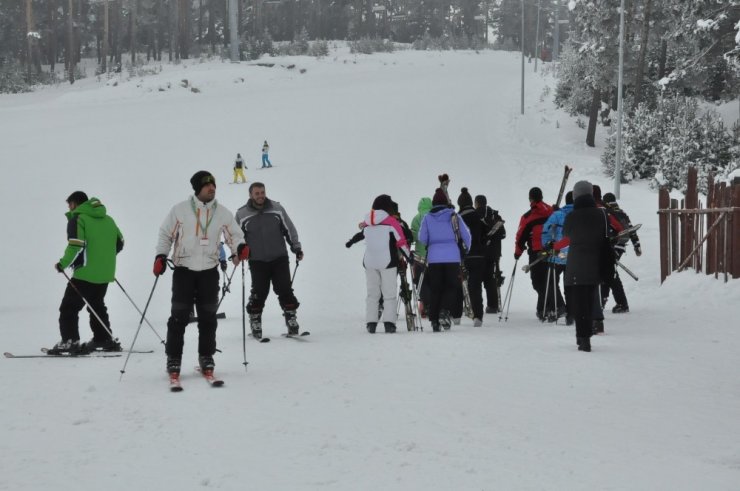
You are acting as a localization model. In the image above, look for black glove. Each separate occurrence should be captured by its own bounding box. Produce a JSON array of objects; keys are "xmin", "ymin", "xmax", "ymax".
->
[
  {"xmin": 295, "ymin": 249, "xmax": 304, "ymax": 261},
  {"xmin": 55, "ymin": 263, "xmax": 63, "ymax": 273},
  {"xmin": 219, "ymin": 260, "xmax": 227, "ymax": 272},
  {"xmin": 514, "ymin": 252, "xmax": 521, "ymax": 260},
  {"xmin": 345, "ymin": 240, "xmax": 353, "ymax": 248}
]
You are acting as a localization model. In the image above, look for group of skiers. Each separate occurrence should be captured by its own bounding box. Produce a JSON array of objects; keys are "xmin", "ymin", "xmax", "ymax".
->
[
  {"xmin": 347, "ymin": 172, "xmax": 640, "ymax": 352},
  {"xmin": 232, "ymin": 141, "xmax": 272, "ymax": 184},
  {"xmin": 51, "ymin": 171, "xmax": 303, "ymax": 381}
]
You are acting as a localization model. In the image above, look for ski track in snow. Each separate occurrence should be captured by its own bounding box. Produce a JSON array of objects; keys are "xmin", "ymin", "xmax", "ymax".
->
[{"xmin": 1, "ymin": 47, "xmax": 739, "ymax": 490}]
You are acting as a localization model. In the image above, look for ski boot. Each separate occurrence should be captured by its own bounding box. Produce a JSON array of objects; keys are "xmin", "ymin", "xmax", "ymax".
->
[
  {"xmin": 577, "ymin": 336, "xmax": 592, "ymax": 352},
  {"xmin": 439, "ymin": 310, "xmax": 452, "ymax": 330},
  {"xmin": 612, "ymin": 304, "xmax": 629, "ymax": 314},
  {"xmin": 384, "ymin": 322, "xmax": 396, "ymax": 333},
  {"xmin": 431, "ymin": 320, "xmax": 441, "ymax": 332},
  {"xmin": 366, "ymin": 322, "xmax": 377, "ymax": 334},
  {"xmin": 47, "ymin": 339, "xmax": 83, "ymax": 355},
  {"xmin": 473, "ymin": 318, "xmax": 483, "ymax": 327},
  {"xmin": 283, "ymin": 309, "xmax": 300, "ymax": 336},
  {"xmin": 249, "ymin": 313, "xmax": 263, "ymax": 339},
  {"xmin": 592, "ymin": 320, "xmax": 605, "ymax": 335},
  {"xmin": 166, "ymin": 356, "xmax": 181, "ymax": 374},
  {"xmin": 81, "ymin": 337, "xmax": 122, "ymax": 353},
  {"xmin": 198, "ymin": 355, "xmax": 215, "ymax": 373}
]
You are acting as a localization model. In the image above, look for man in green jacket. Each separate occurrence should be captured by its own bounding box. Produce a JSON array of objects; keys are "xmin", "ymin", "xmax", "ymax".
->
[
  {"xmin": 410, "ymin": 196, "xmax": 432, "ymax": 317},
  {"xmin": 48, "ymin": 191, "xmax": 124, "ymax": 355}
]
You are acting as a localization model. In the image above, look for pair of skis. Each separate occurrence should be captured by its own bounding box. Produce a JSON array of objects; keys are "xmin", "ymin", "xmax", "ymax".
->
[
  {"xmin": 4, "ymin": 348, "xmax": 154, "ymax": 359},
  {"xmin": 250, "ymin": 331, "xmax": 311, "ymax": 343},
  {"xmin": 170, "ymin": 366, "xmax": 224, "ymax": 392}
]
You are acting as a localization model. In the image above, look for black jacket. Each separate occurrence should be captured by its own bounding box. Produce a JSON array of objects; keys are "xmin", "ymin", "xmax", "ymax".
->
[
  {"xmin": 475, "ymin": 205, "xmax": 506, "ymax": 259},
  {"xmin": 562, "ymin": 195, "xmax": 611, "ymax": 286},
  {"xmin": 459, "ymin": 206, "xmax": 487, "ymax": 257}
]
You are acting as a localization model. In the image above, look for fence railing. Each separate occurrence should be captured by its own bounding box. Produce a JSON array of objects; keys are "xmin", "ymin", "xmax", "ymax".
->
[{"xmin": 657, "ymin": 167, "xmax": 740, "ymax": 283}]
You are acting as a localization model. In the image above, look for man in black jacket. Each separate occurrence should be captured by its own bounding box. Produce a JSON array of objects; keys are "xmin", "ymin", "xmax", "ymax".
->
[
  {"xmin": 458, "ymin": 188, "xmax": 486, "ymax": 325},
  {"xmin": 235, "ymin": 182, "xmax": 303, "ymax": 338},
  {"xmin": 474, "ymin": 194, "xmax": 506, "ymax": 313},
  {"xmin": 559, "ymin": 180, "xmax": 613, "ymax": 352}
]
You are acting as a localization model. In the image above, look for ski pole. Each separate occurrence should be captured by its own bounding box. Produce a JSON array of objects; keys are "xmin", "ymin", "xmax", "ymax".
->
[
  {"xmin": 241, "ymin": 261, "xmax": 248, "ymax": 371},
  {"xmin": 616, "ymin": 259, "xmax": 639, "ymax": 281},
  {"xmin": 499, "ymin": 259, "xmax": 518, "ymax": 322},
  {"xmin": 551, "ymin": 263, "xmax": 559, "ymax": 324},
  {"xmin": 119, "ymin": 275, "xmax": 160, "ymax": 381},
  {"xmin": 61, "ymin": 271, "xmax": 114, "ymax": 339},
  {"xmin": 115, "ymin": 279, "xmax": 165, "ymax": 344},
  {"xmin": 290, "ymin": 260, "xmax": 300, "ymax": 286},
  {"xmin": 542, "ymin": 260, "xmax": 552, "ymax": 322},
  {"xmin": 216, "ymin": 263, "xmax": 238, "ymax": 311}
]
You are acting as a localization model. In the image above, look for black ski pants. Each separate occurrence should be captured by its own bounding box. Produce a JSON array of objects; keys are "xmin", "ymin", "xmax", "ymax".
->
[
  {"xmin": 565, "ymin": 285, "xmax": 596, "ymax": 340},
  {"xmin": 482, "ymin": 252, "xmax": 501, "ymax": 311},
  {"xmin": 426, "ymin": 263, "xmax": 460, "ymax": 323},
  {"xmin": 528, "ymin": 250, "xmax": 549, "ymax": 317},
  {"xmin": 247, "ymin": 255, "xmax": 299, "ymax": 314},
  {"xmin": 463, "ymin": 256, "xmax": 485, "ymax": 320},
  {"xmin": 166, "ymin": 266, "xmax": 219, "ymax": 358},
  {"xmin": 58, "ymin": 279, "xmax": 111, "ymax": 342},
  {"xmin": 601, "ymin": 251, "xmax": 628, "ymax": 307}
]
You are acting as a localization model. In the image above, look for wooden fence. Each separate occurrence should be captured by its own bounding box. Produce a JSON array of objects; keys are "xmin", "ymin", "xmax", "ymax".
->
[{"xmin": 658, "ymin": 167, "xmax": 740, "ymax": 283}]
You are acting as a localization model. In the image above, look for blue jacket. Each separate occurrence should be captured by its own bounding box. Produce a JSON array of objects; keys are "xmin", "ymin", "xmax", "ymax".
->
[
  {"xmin": 419, "ymin": 206, "xmax": 472, "ymax": 264},
  {"xmin": 541, "ymin": 204, "xmax": 573, "ymax": 265}
]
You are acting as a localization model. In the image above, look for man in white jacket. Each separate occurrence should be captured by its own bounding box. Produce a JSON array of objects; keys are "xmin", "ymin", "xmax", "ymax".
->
[{"xmin": 154, "ymin": 171, "xmax": 249, "ymax": 378}]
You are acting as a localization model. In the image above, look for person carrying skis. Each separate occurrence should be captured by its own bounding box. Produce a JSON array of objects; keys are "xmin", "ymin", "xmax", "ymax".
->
[
  {"xmin": 540, "ymin": 191, "xmax": 572, "ymax": 323},
  {"xmin": 235, "ymin": 182, "xmax": 303, "ymax": 339},
  {"xmin": 411, "ymin": 196, "xmax": 433, "ymax": 317},
  {"xmin": 457, "ymin": 188, "xmax": 487, "ymax": 326},
  {"xmin": 347, "ymin": 195, "xmax": 411, "ymax": 333},
  {"xmin": 474, "ymin": 194, "xmax": 506, "ymax": 314},
  {"xmin": 419, "ymin": 188, "xmax": 472, "ymax": 332},
  {"xmin": 601, "ymin": 192, "xmax": 641, "ymax": 313},
  {"xmin": 233, "ymin": 153, "xmax": 247, "ymax": 184},
  {"xmin": 514, "ymin": 187, "xmax": 553, "ymax": 320},
  {"xmin": 261, "ymin": 141, "xmax": 272, "ymax": 168},
  {"xmin": 49, "ymin": 191, "xmax": 125, "ymax": 355},
  {"xmin": 154, "ymin": 171, "xmax": 248, "ymax": 376}
]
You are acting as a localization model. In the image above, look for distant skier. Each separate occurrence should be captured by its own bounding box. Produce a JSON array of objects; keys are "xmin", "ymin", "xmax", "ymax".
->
[
  {"xmin": 410, "ymin": 196, "xmax": 433, "ymax": 317},
  {"xmin": 261, "ymin": 141, "xmax": 272, "ymax": 168},
  {"xmin": 233, "ymin": 153, "xmax": 247, "ymax": 184},
  {"xmin": 457, "ymin": 187, "xmax": 486, "ymax": 326},
  {"xmin": 602, "ymin": 192, "xmax": 641, "ymax": 313},
  {"xmin": 49, "ymin": 191, "xmax": 124, "ymax": 355}
]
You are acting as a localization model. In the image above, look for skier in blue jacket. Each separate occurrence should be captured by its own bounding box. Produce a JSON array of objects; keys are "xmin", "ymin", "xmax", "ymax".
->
[{"xmin": 541, "ymin": 191, "xmax": 573, "ymax": 322}]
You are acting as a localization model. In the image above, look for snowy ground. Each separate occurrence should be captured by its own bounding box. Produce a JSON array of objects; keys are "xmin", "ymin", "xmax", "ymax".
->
[{"xmin": 1, "ymin": 47, "xmax": 739, "ymax": 490}]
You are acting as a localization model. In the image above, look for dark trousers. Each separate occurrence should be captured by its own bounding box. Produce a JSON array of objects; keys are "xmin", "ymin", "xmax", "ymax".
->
[
  {"xmin": 528, "ymin": 251, "xmax": 549, "ymax": 316},
  {"xmin": 412, "ymin": 260, "xmax": 431, "ymax": 309},
  {"xmin": 427, "ymin": 263, "xmax": 460, "ymax": 323},
  {"xmin": 565, "ymin": 285, "xmax": 597, "ymax": 339},
  {"xmin": 543, "ymin": 263, "xmax": 566, "ymax": 314},
  {"xmin": 601, "ymin": 251, "xmax": 628, "ymax": 307},
  {"xmin": 166, "ymin": 267, "xmax": 219, "ymax": 358},
  {"xmin": 247, "ymin": 255, "xmax": 299, "ymax": 314},
  {"xmin": 58, "ymin": 279, "xmax": 110, "ymax": 342},
  {"xmin": 463, "ymin": 256, "xmax": 485, "ymax": 319},
  {"xmin": 482, "ymin": 253, "xmax": 501, "ymax": 311}
]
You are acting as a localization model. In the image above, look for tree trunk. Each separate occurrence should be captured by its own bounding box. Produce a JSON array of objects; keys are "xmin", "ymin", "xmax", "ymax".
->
[
  {"xmin": 208, "ymin": 0, "xmax": 216, "ymax": 51},
  {"xmin": 25, "ymin": 0, "xmax": 41, "ymax": 80},
  {"xmin": 198, "ymin": 0, "xmax": 204, "ymax": 43},
  {"xmin": 102, "ymin": 1, "xmax": 109, "ymax": 72},
  {"xmin": 115, "ymin": 0, "xmax": 123, "ymax": 67},
  {"xmin": 130, "ymin": 0, "xmax": 137, "ymax": 65},
  {"xmin": 658, "ymin": 39, "xmax": 667, "ymax": 79},
  {"xmin": 586, "ymin": 88, "xmax": 600, "ymax": 147},
  {"xmin": 157, "ymin": 0, "xmax": 165, "ymax": 61},
  {"xmin": 632, "ymin": 0, "xmax": 652, "ymax": 110},
  {"xmin": 171, "ymin": 0, "xmax": 180, "ymax": 61},
  {"xmin": 48, "ymin": 0, "xmax": 57, "ymax": 72},
  {"xmin": 67, "ymin": 0, "xmax": 75, "ymax": 83}
]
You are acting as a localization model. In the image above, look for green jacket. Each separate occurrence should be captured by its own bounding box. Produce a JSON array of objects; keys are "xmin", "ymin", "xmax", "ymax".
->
[
  {"xmin": 59, "ymin": 198, "xmax": 124, "ymax": 284},
  {"xmin": 410, "ymin": 197, "xmax": 433, "ymax": 258}
]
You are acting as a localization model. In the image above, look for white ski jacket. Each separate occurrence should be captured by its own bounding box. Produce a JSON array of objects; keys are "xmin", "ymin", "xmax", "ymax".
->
[{"xmin": 156, "ymin": 196, "xmax": 244, "ymax": 271}]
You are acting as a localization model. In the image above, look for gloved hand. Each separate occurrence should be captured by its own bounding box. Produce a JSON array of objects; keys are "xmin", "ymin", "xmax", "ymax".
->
[
  {"xmin": 237, "ymin": 243, "xmax": 250, "ymax": 261},
  {"xmin": 399, "ymin": 257, "xmax": 407, "ymax": 271},
  {"xmin": 153, "ymin": 254, "xmax": 167, "ymax": 276},
  {"xmin": 544, "ymin": 241, "xmax": 554, "ymax": 252},
  {"xmin": 514, "ymin": 252, "xmax": 521, "ymax": 261},
  {"xmin": 345, "ymin": 240, "xmax": 353, "ymax": 248},
  {"xmin": 295, "ymin": 249, "xmax": 304, "ymax": 261},
  {"xmin": 552, "ymin": 204, "xmax": 560, "ymax": 212},
  {"xmin": 219, "ymin": 260, "xmax": 228, "ymax": 272},
  {"xmin": 634, "ymin": 245, "xmax": 642, "ymax": 257},
  {"xmin": 54, "ymin": 263, "xmax": 63, "ymax": 273}
]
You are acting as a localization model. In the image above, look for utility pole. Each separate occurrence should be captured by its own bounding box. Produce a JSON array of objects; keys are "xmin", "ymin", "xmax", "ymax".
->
[
  {"xmin": 615, "ymin": 0, "xmax": 626, "ymax": 198},
  {"xmin": 520, "ymin": 0, "xmax": 525, "ymax": 115},
  {"xmin": 228, "ymin": 0, "xmax": 239, "ymax": 62}
]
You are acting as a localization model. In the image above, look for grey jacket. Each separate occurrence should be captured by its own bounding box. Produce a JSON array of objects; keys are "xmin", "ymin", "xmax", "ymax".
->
[{"xmin": 235, "ymin": 198, "xmax": 301, "ymax": 262}]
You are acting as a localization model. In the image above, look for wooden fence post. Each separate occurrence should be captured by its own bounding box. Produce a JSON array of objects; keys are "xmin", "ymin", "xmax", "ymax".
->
[
  {"xmin": 732, "ymin": 179, "xmax": 740, "ymax": 279},
  {"xmin": 670, "ymin": 199, "xmax": 679, "ymax": 271},
  {"xmin": 659, "ymin": 187, "xmax": 670, "ymax": 283},
  {"xmin": 685, "ymin": 167, "xmax": 698, "ymax": 272},
  {"xmin": 706, "ymin": 175, "xmax": 715, "ymax": 275}
]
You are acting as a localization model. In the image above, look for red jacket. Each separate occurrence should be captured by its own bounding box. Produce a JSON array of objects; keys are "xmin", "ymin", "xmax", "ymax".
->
[
  {"xmin": 554, "ymin": 203, "xmax": 624, "ymax": 251},
  {"xmin": 515, "ymin": 201, "xmax": 553, "ymax": 256}
]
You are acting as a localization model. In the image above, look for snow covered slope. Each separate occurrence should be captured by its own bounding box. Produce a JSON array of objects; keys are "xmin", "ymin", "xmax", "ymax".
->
[{"xmin": 1, "ymin": 47, "xmax": 739, "ymax": 490}]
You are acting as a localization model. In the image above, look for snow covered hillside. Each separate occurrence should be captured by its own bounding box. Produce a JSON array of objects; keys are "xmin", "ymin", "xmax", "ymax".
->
[{"xmin": 1, "ymin": 48, "xmax": 739, "ymax": 490}]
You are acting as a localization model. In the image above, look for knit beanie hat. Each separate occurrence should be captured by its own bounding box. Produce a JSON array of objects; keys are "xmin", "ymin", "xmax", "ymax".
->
[
  {"xmin": 457, "ymin": 187, "xmax": 473, "ymax": 208},
  {"xmin": 565, "ymin": 191, "xmax": 574, "ymax": 205},
  {"xmin": 432, "ymin": 188, "xmax": 448, "ymax": 206},
  {"xmin": 66, "ymin": 191, "xmax": 88, "ymax": 206},
  {"xmin": 372, "ymin": 194, "xmax": 393, "ymax": 213},
  {"xmin": 474, "ymin": 194, "xmax": 487, "ymax": 207},
  {"xmin": 529, "ymin": 187, "xmax": 543, "ymax": 202},
  {"xmin": 603, "ymin": 192, "xmax": 617, "ymax": 205},
  {"xmin": 191, "ymin": 171, "xmax": 216, "ymax": 194},
  {"xmin": 572, "ymin": 180, "xmax": 593, "ymax": 200},
  {"xmin": 592, "ymin": 184, "xmax": 602, "ymax": 202}
]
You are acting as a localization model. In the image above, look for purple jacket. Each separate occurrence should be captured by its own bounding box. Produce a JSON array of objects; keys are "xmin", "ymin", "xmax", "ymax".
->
[{"xmin": 419, "ymin": 206, "xmax": 472, "ymax": 264}]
